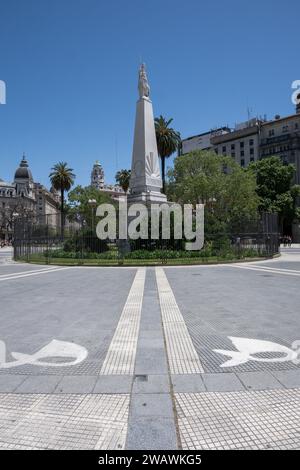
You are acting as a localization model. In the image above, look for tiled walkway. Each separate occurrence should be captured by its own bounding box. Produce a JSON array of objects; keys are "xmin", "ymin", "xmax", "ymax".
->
[
  {"xmin": 0, "ymin": 393, "xmax": 129, "ymax": 450},
  {"xmin": 176, "ymin": 389, "xmax": 300, "ymax": 450}
]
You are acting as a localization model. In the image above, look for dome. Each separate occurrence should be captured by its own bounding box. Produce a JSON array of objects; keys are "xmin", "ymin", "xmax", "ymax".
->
[{"xmin": 14, "ymin": 155, "xmax": 33, "ymax": 181}]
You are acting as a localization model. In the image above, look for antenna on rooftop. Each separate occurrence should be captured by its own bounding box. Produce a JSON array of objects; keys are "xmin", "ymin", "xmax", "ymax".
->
[
  {"xmin": 115, "ymin": 134, "xmax": 118, "ymax": 172},
  {"xmin": 247, "ymin": 107, "xmax": 253, "ymax": 123}
]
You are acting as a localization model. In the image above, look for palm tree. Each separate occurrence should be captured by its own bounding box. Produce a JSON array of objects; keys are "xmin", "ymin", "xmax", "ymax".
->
[
  {"xmin": 49, "ymin": 162, "xmax": 75, "ymax": 238},
  {"xmin": 155, "ymin": 115, "xmax": 181, "ymax": 193},
  {"xmin": 115, "ymin": 169, "xmax": 131, "ymax": 194}
]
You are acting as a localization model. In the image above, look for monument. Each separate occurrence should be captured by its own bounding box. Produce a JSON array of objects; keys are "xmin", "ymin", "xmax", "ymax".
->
[{"xmin": 128, "ymin": 64, "xmax": 167, "ymax": 204}]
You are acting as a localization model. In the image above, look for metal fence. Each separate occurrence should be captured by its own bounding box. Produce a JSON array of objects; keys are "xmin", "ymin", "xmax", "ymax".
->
[{"xmin": 13, "ymin": 211, "xmax": 279, "ymax": 264}]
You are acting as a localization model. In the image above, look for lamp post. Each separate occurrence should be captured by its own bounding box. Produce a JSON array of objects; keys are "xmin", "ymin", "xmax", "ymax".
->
[
  {"xmin": 11, "ymin": 211, "xmax": 20, "ymax": 259},
  {"xmin": 88, "ymin": 199, "xmax": 97, "ymax": 232},
  {"xmin": 12, "ymin": 211, "xmax": 19, "ymax": 242}
]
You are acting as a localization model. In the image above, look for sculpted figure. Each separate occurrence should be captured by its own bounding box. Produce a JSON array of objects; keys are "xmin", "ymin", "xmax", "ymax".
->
[{"xmin": 138, "ymin": 63, "xmax": 150, "ymax": 98}]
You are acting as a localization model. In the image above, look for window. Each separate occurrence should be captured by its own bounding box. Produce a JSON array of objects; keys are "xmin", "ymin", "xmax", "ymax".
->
[
  {"xmin": 222, "ymin": 146, "xmax": 226, "ymax": 153},
  {"xmin": 240, "ymin": 142, "xmax": 244, "ymax": 148},
  {"xmin": 231, "ymin": 144, "xmax": 235, "ymax": 150},
  {"xmin": 240, "ymin": 150, "xmax": 244, "ymax": 157},
  {"xmin": 282, "ymin": 126, "xmax": 289, "ymax": 133},
  {"xmin": 231, "ymin": 152, "xmax": 235, "ymax": 158},
  {"xmin": 269, "ymin": 129, "xmax": 275, "ymax": 137},
  {"xmin": 241, "ymin": 159, "xmax": 245, "ymax": 167},
  {"xmin": 250, "ymin": 148, "xmax": 254, "ymax": 155},
  {"xmin": 295, "ymin": 123, "xmax": 299, "ymax": 130},
  {"xmin": 250, "ymin": 157, "xmax": 255, "ymax": 162},
  {"xmin": 249, "ymin": 139, "xmax": 254, "ymax": 146}
]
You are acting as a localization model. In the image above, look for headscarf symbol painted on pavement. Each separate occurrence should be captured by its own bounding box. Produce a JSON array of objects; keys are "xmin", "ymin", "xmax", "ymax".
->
[
  {"xmin": 0, "ymin": 339, "xmax": 88, "ymax": 369},
  {"xmin": 214, "ymin": 337, "xmax": 300, "ymax": 367}
]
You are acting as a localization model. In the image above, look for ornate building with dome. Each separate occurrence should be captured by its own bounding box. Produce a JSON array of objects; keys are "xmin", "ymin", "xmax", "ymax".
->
[
  {"xmin": 91, "ymin": 161, "xmax": 104, "ymax": 190},
  {"xmin": 90, "ymin": 161, "xmax": 125, "ymax": 200},
  {"xmin": 0, "ymin": 155, "xmax": 60, "ymax": 241}
]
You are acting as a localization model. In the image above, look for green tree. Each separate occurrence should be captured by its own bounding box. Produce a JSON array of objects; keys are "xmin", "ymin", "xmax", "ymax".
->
[
  {"xmin": 67, "ymin": 185, "xmax": 111, "ymax": 228},
  {"xmin": 168, "ymin": 150, "xmax": 259, "ymax": 237},
  {"xmin": 248, "ymin": 156, "xmax": 300, "ymax": 233},
  {"xmin": 49, "ymin": 162, "xmax": 75, "ymax": 238},
  {"xmin": 154, "ymin": 115, "xmax": 181, "ymax": 193},
  {"xmin": 115, "ymin": 169, "xmax": 131, "ymax": 193}
]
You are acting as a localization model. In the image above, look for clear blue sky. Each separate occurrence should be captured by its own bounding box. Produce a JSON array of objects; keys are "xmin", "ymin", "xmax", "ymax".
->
[{"xmin": 0, "ymin": 0, "xmax": 299, "ymax": 188}]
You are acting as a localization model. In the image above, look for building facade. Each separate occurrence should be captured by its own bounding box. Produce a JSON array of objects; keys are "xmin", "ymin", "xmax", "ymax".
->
[
  {"xmin": 91, "ymin": 161, "xmax": 104, "ymax": 190},
  {"xmin": 34, "ymin": 182, "xmax": 60, "ymax": 227},
  {"xmin": 259, "ymin": 113, "xmax": 300, "ymax": 184},
  {"xmin": 90, "ymin": 161, "xmax": 125, "ymax": 200},
  {"xmin": 181, "ymin": 101, "xmax": 300, "ymax": 241},
  {"xmin": 211, "ymin": 118, "xmax": 261, "ymax": 168},
  {"xmin": 181, "ymin": 103, "xmax": 300, "ymax": 180},
  {"xmin": 180, "ymin": 127, "xmax": 230, "ymax": 154},
  {"xmin": 0, "ymin": 156, "xmax": 59, "ymax": 241}
]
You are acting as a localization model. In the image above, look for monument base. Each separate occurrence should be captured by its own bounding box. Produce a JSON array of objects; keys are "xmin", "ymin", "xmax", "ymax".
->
[{"xmin": 127, "ymin": 191, "xmax": 168, "ymax": 206}]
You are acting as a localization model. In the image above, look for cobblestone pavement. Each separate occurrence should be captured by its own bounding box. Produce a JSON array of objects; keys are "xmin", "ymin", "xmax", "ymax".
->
[{"xmin": 0, "ymin": 247, "xmax": 299, "ymax": 449}]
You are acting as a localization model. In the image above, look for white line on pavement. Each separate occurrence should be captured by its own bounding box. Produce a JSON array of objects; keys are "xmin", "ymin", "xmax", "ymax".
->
[
  {"xmin": 0, "ymin": 266, "xmax": 60, "ymax": 278},
  {"xmin": 231, "ymin": 265, "xmax": 300, "ymax": 277},
  {"xmin": 155, "ymin": 267, "xmax": 204, "ymax": 374},
  {"xmin": 240, "ymin": 265, "xmax": 300, "ymax": 274},
  {"xmin": 100, "ymin": 268, "xmax": 146, "ymax": 375},
  {"xmin": 0, "ymin": 267, "xmax": 72, "ymax": 282}
]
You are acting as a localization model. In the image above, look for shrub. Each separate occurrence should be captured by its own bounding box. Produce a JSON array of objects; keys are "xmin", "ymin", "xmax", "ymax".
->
[
  {"xmin": 43, "ymin": 242, "xmax": 264, "ymax": 261},
  {"xmin": 63, "ymin": 229, "xmax": 109, "ymax": 253}
]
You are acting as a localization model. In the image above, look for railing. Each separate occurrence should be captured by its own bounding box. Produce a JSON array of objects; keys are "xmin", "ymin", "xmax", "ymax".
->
[{"xmin": 13, "ymin": 212, "xmax": 279, "ymax": 265}]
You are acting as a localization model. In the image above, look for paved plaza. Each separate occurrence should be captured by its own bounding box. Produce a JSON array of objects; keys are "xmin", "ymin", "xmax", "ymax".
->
[{"xmin": 0, "ymin": 247, "xmax": 299, "ymax": 449}]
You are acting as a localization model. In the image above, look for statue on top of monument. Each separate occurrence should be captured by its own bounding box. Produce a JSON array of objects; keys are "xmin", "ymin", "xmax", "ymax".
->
[{"xmin": 138, "ymin": 63, "xmax": 150, "ymax": 99}]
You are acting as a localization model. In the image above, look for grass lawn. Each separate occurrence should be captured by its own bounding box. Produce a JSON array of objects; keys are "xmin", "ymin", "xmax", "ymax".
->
[{"xmin": 17, "ymin": 254, "xmax": 275, "ymax": 267}]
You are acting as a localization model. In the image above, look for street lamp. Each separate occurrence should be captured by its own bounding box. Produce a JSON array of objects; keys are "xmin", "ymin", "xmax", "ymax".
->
[
  {"xmin": 12, "ymin": 212, "xmax": 19, "ymax": 242},
  {"xmin": 88, "ymin": 199, "xmax": 97, "ymax": 232}
]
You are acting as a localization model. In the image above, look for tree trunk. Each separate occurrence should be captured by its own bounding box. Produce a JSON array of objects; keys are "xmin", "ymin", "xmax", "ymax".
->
[
  {"xmin": 61, "ymin": 188, "xmax": 64, "ymax": 239},
  {"xmin": 161, "ymin": 156, "xmax": 166, "ymax": 194}
]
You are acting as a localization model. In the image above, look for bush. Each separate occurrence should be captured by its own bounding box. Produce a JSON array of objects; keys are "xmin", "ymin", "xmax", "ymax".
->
[
  {"xmin": 45, "ymin": 249, "xmax": 118, "ymax": 260},
  {"xmin": 39, "ymin": 214, "xmax": 266, "ymax": 262},
  {"xmin": 63, "ymin": 229, "xmax": 109, "ymax": 253},
  {"xmin": 43, "ymin": 240, "xmax": 264, "ymax": 261}
]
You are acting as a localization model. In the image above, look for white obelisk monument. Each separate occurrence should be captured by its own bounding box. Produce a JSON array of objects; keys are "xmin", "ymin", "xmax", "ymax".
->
[{"xmin": 128, "ymin": 64, "xmax": 167, "ymax": 204}]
